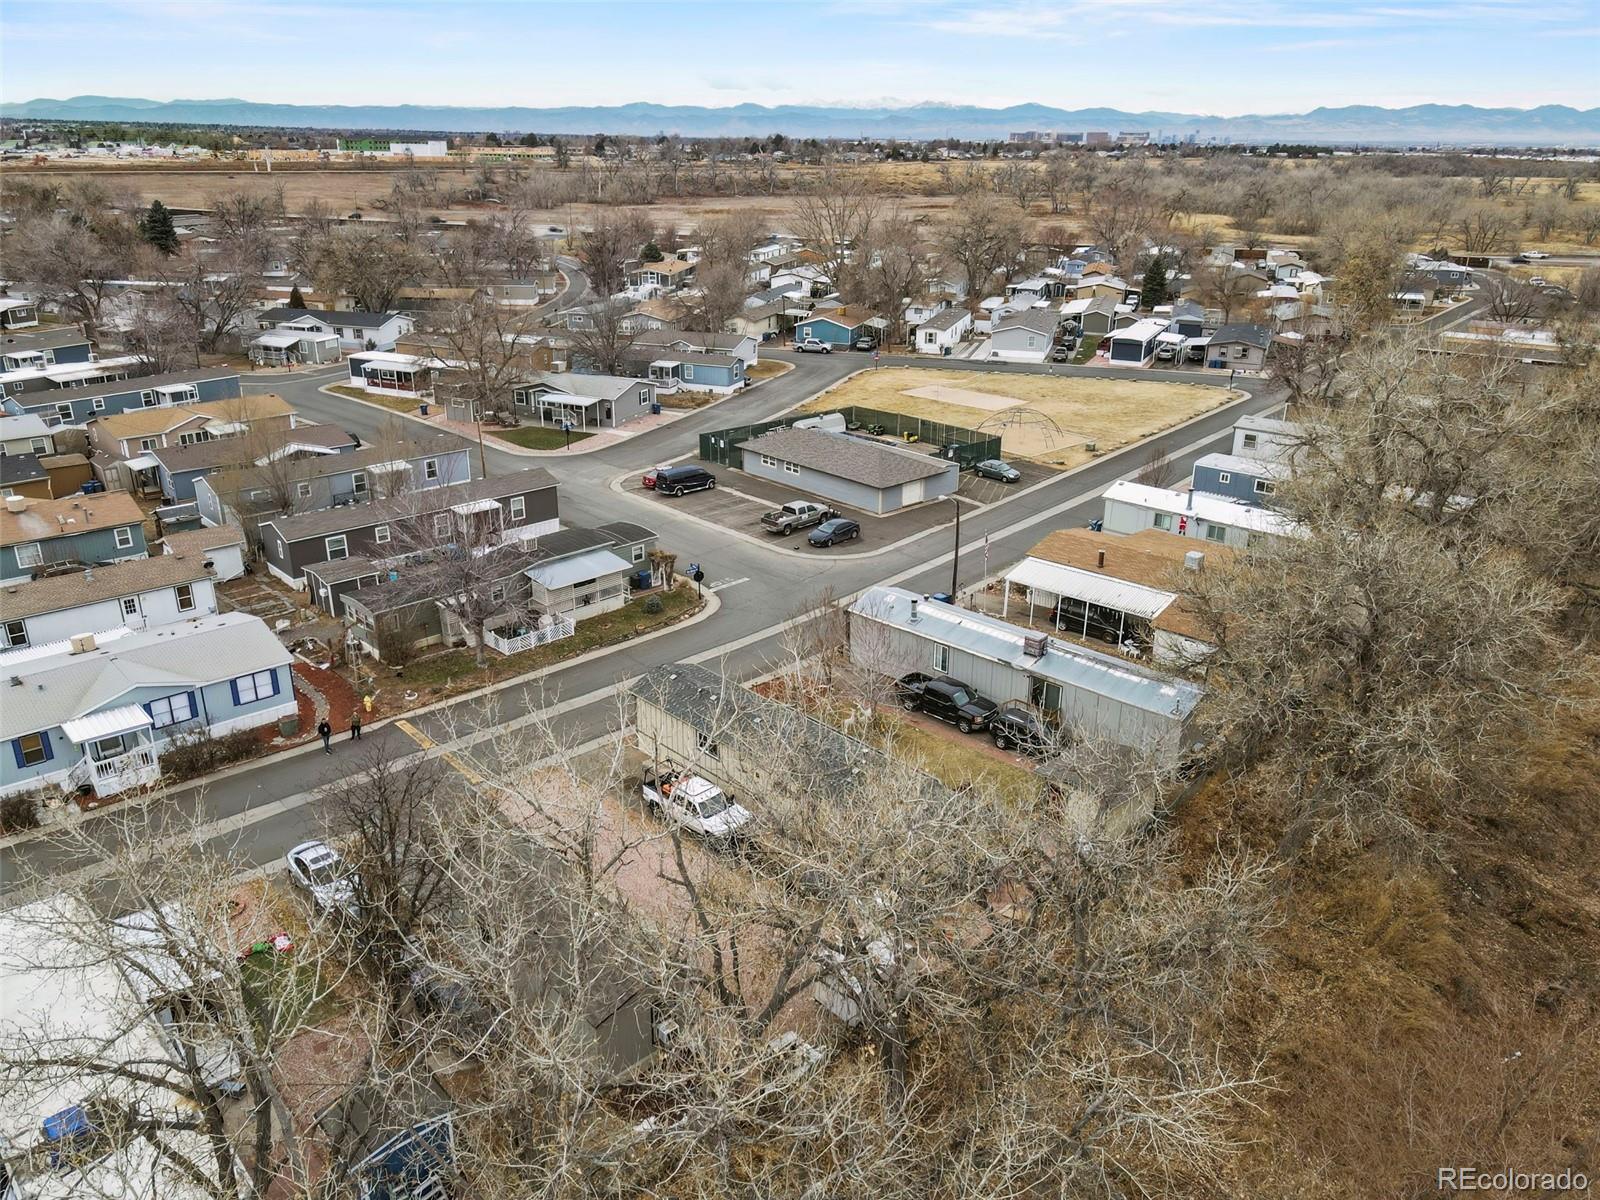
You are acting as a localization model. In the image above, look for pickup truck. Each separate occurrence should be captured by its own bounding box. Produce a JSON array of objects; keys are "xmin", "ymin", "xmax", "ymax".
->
[
  {"xmin": 760, "ymin": 500, "xmax": 833, "ymax": 535},
  {"xmin": 641, "ymin": 768, "xmax": 753, "ymax": 840}
]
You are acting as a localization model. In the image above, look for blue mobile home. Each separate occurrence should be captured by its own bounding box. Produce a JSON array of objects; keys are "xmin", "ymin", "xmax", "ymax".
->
[
  {"xmin": 1189, "ymin": 452, "xmax": 1289, "ymax": 507},
  {"xmin": 9, "ymin": 369, "xmax": 243, "ymax": 426}
]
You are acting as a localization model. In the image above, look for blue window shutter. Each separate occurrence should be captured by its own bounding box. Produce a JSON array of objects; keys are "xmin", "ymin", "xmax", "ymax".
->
[
  {"xmin": 10, "ymin": 739, "xmax": 23, "ymax": 769},
  {"xmin": 188, "ymin": 691, "xmax": 198, "ymax": 719},
  {"xmin": 229, "ymin": 679, "xmax": 240, "ymax": 706},
  {"xmin": 40, "ymin": 730, "xmax": 53, "ymax": 763},
  {"xmin": 270, "ymin": 670, "xmax": 281, "ymax": 698}
]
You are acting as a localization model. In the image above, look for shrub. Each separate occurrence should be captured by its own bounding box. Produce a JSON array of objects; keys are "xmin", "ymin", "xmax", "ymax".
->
[
  {"xmin": 0, "ymin": 790, "xmax": 44, "ymax": 835},
  {"xmin": 161, "ymin": 729, "xmax": 264, "ymax": 782},
  {"xmin": 643, "ymin": 595, "xmax": 665, "ymax": 616}
]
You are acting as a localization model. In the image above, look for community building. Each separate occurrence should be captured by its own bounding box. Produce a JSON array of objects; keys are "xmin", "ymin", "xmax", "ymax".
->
[{"xmin": 735, "ymin": 426, "xmax": 960, "ymax": 515}]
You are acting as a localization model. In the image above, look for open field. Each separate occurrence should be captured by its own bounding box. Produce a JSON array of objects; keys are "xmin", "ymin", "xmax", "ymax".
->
[{"xmin": 799, "ymin": 367, "xmax": 1240, "ymax": 466}]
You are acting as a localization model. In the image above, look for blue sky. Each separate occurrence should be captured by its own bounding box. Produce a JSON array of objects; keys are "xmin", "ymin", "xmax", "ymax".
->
[{"xmin": 2, "ymin": 0, "xmax": 1596, "ymax": 113}]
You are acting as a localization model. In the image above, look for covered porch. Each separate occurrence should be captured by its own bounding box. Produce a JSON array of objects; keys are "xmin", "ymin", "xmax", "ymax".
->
[
  {"xmin": 524, "ymin": 547, "xmax": 635, "ymax": 623},
  {"xmin": 512, "ymin": 388, "xmax": 610, "ymax": 431},
  {"xmin": 1000, "ymin": 557, "xmax": 1165, "ymax": 657},
  {"xmin": 61, "ymin": 705, "xmax": 163, "ymax": 799}
]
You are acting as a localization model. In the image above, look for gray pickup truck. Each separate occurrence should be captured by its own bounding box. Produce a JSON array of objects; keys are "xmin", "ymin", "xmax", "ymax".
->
[{"xmin": 760, "ymin": 500, "xmax": 833, "ymax": 535}]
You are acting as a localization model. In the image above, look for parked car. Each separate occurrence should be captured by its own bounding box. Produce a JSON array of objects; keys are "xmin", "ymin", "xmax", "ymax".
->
[
  {"xmin": 654, "ymin": 465, "xmax": 717, "ymax": 496},
  {"xmin": 1185, "ymin": 343, "xmax": 1207, "ymax": 363},
  {"xmin": 895, "ymin": 673, "xmax": 998, "ymax": 734},
  {"xmin": 760, "ymin": 499, "xmax": 833, "ymax": 535},
  {"xmin": 853, "ymin": 336, "xmax": 878, "ymax": 351},
  {"xmin": 808, "ymin": 517, "xmax": 861, "ymax": 547},
  {"xmin": 641, "ymin": 768, "xmax": 752, "ymax": 840},
  {"xmin": 972, "ymin": 459, "xmax": 1021, "ymax": 483},
  {"xmin": 1524, "ymin": 250, "xmax": 1550, "ymax": 259},
  {"xmin": 989, "ymin": 702, "xmax": 1052, "ymax": 753},
  {"xmin": 794, "ymin": 337, "xmax": 833, "ymax": 354},
  {"xmin": 641, "ymin": 463, "xmax": 673, "ymax": 489},
  {"xmin": 285, "ymin": 841, "xmax": 358, "ymax": 916},
  {"xmin": 1154, "ymin": 342, "xmax": 1177, "ymax": 362},
  {"xmin": 1049, "ymin": 343, "xmax": 1072, "ymax": 362},
  {"xmin": 1529, "ymin": 275, "xmax": 1547, "ymax": 287}
]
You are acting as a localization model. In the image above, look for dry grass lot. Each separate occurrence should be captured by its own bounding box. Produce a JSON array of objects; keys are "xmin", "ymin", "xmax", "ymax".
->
[{"xmin": 799, "ymin": 368, "xmax": 1239, "ymax": 467}]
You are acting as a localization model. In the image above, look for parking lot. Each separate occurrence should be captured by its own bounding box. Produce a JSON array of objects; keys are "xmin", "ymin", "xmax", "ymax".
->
[{"xmin": 956, "ymin": 457, "xmax": 1057, "ymax": 503}]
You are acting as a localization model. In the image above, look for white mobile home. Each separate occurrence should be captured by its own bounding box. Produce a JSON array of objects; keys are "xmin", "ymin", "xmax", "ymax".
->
[{"xmin": 1099, "ymin": 480, "xmax": 1300, "ymax": 549}]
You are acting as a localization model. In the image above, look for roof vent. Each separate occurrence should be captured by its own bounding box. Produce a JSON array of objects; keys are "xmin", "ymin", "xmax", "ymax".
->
[
  {"xmin": 1096, "ymin": 549, "xmax": 1106, "ymax": 569},
  {"xmin": 1184, "ymin": 550, "xmax": 1206, "ymax": 572},
  {"xmin": 3, "ymin": 495, "xmax": 26, "ymax": 513},
  {"xmin": 909, "ymin": 598, "xmax": 919, "ymax": 623}
]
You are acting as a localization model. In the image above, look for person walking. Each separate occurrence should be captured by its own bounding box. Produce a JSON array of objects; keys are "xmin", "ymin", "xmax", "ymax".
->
[
  {"xmin": 349, "ymin": 708, "xmax": 362, "ymax": 741},
  {"xmin": 318, "ymin": 719, "xmax": 333, "ymax": 754}
]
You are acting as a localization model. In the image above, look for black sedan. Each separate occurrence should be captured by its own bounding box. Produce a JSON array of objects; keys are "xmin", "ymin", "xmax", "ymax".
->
[
  {"xmin": 808, "ymin": 517, "xmax": 861, "ymax": 547},
  {"xmin": 973, "ymin": 459, "xmax": 1022, "ymax": 483},
  {"xmin": 989, "ymin": 702, "xmax": 1052, "ymax": 753}
]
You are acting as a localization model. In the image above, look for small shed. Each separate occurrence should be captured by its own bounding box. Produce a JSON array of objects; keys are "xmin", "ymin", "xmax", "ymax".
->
[{"xmin": 1106, "ymin": 318, "xmax": 1172, "ymax": 365}]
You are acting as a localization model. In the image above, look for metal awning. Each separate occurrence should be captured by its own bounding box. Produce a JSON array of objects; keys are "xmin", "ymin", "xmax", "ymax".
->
[
  {"xmin": 525, "ymin": 548, "xmax": 634, "ymax": 590},
  {"xmin": 61, "ymin": 704, "xmax": 154, "ymax": 744},
  {"xmin": 1003, "ymin": 556, "xmax": 1173, "ymax": 620},
  {"xmin": 205, "ymin": 420, "xmax": 247, "ymax": 435},
  {"xmin": 252, "ymin": 331, "xmax": 303, "ymax": 348},
  {"xmin": 449, "ymin": 498, "xmax": 500, "ymax": 516},
  {"xmin": 1155, "ymin": 331, "xmax": 1186, "ymax": 345},
  {"xmin": 368, "ymin": 460, "xmax": 410, "ymax": 474},
  {"xmin": 122, "ymin": 454, "xmax": 160, "ymax": 470}
]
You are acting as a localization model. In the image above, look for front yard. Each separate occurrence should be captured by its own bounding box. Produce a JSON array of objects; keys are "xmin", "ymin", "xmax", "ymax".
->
[
  {"xmin": 487, "ymin": 425, "xmax": 595, "ymax": 450},
  {"xmin": 324, "ymin": 383, "xmax": 427, "ymax": 415}
]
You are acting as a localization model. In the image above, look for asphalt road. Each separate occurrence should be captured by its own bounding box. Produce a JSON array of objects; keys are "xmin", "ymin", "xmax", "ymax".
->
[{"xmin": 1, "ymin": 352, "xmax": 1284, "ymax": 892}]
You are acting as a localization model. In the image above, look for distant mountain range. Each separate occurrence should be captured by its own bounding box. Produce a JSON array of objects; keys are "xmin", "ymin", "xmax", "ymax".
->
[{"xmin": 5, "ymin": 96, "xmax": 1600, "ymax": 146}]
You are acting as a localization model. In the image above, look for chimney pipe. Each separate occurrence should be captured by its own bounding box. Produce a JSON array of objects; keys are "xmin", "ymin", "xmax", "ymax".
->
[
  {"xmin": 1096, "ymin": 549, "xmax": 1105, "ymax": 569},
  {"xmin": 909, "ymin": 598, "xmax": 919, "ymax": 623}
]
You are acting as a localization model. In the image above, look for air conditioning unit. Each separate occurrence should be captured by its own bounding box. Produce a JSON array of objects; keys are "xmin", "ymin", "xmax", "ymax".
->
[{"xmin": 1022, "ymin": 633, "xmax": 1047, "ymax": 658}]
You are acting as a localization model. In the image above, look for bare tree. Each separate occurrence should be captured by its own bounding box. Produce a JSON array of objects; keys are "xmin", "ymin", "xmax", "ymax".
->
[
  {"xmin": 573, "ymin": 208, "xmax": 655, "ymax": 299},
  {"xmin": 296, "ymin": 225, "xmax": 426, "ymax": 313},
  {"xmin": 9, "ymin": 209, "xmax": 143, "ymax": 339},
  {"xmin": 789, "ymin": 160, "xmax": 880, "ymax": 296},
  {"xmin": 938, "ymin": 190, "xmax": 1025, "ymax": 303},
  {"xmin": 566, "ymin": 297, "xmax": 639, "ymax": 376}
]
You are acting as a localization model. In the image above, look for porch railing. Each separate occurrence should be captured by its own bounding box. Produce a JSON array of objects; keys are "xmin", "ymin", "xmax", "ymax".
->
[{"xmin": 483, "ymin": 615, "xmax": 575, "ymax": 657}]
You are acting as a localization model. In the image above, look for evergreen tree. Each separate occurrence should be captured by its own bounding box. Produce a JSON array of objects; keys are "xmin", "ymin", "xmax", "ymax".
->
[
  {"xmin": 288, "ymin": 285, "xmax": 307, "ymax": 310},
  {"xmin": 641, "ymin": 241, "xmax": 664, "ymax": 263},
  {"xmin": 1141, "ymin": 255, "xmax": 1170, "ymax": 310},
  {"xmin": 140, "ymin": 200, "xmax": 179, "ymax": 255}
]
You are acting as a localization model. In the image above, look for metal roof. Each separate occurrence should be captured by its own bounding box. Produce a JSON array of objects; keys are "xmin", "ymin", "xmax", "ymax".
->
[
  {"xmin": 1109, "ymin": 318, "xmax": 1172, "ymax": 343},
  {"xmin": 1101, "ymin": 480, "xmax": 1300, "ymax": 537},
  {"xmin": 1004, "ymin": 556, "xmax": 1174, "ymax": 620},
  {"xmin": 525, "ymin": 547, "xmax": 633, "ymax": 589},
  {"xmin": 1193, "ymin": 452, "xmax": 1293, "ymax": 479},
  {"xmin": 851, "ymin": 586, "xmax": 1204, "ymax": 721},
  {"xmin": 60, "ymin": 702, "xmax": 153, "ymax": 744},
  {"xmin": 736, "ymin": 427, "xmax": 952, "ymax": 489}
]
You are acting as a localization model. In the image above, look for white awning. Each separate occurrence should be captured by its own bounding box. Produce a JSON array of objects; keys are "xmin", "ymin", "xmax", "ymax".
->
[
  {"xmin": 525, "ymin": 548, "xmax": 634, "ymax": 590},
  {"xmin": 367, "ymin": 460, "xmax": 411, "ymax": 474},
  {"xmin": 122, "ymin": 454, "xmax": 160, "ymax": 470},
  {"xmin": 61, "ymin": 704, "xmax": 154, "ymax": 744},
  {"xmin": 1003, "ymin": 556, "xmax": 1174, "ymax": 621},
  {"xmin": 252, "ymin": 330, "xmax": 303, "ymax": 348},
  {"xmin": 205, "ymin": 420, "xmax": 247, "ymax": 435},
  {"xmin": 450, "ymin": 497, "xmax": 501, "ymax": 516},
  {"xmin": 1155, "ymin": 331, "xmax": 1186, "ymax": 345}
]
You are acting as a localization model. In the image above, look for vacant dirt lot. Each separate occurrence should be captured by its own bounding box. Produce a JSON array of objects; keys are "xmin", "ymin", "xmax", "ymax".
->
[{"xmin": 799, "ymin": 368, "xmax": 1239, "ymax": 466}]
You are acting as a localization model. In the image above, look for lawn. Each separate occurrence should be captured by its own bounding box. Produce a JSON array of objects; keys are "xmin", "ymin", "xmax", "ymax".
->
[
  {"xmin": 395, "ymin": 584, "xmax": 702, "ymax": 692},
  {"xmin": 797, "ymin": 366, "xmax": 1239, "ymax": 467},
  {"xmin": 324, "ymin": 383, "xmax": 426, "ymax": 415},
  {"xmin": 746, "ymin": 359, "xmax": 793, "ymax": 383},
  {"xmin": 876, "ymin": 712, "xmax": 1039, "ymax": 802},
  {"xmin": 1071, "ymin": 335, "xmax": 1103, "ymax": 365},
  {"xmin": 488, "ymin": 425, "xmax": 595, "ymax": 450}
]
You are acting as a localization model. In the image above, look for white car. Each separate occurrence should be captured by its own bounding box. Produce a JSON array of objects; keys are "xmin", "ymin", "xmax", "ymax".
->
[
  {"xmin": 285, "ymin": 840, "xmax": 358, "ymax": 915},
  {"xmin": 793, "ymin": 337, "xmax": 833, "ymax": 354},
  {"xmin": 640, "ymin": 770, "xmax": 753, "ymax": 840},
  {"xmin": 1523, "ymin": 250, "xmax": 1550, "ymax": 260}
]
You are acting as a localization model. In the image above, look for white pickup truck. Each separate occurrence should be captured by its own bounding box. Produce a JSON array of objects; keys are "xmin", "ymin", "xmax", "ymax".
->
[
  {"xmin": 641, "ymin": 768, "xmax": 753, "ymax": 840},
  {"xmin": 760, "ymin": 500, "xmax": 833, "ymax": 535}
]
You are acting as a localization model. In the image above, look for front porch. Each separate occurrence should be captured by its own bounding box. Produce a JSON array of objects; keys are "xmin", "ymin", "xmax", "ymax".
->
[
  {"xmin": 482, "ymin": 613, "xmax": 576, "ymax": 656},
  {"xmin": 61, "ymin": 705, "xmax": 165, "ymax": 799}
]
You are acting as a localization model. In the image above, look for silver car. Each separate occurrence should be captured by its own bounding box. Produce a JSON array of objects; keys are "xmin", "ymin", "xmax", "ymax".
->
[{"xmin": 285, "ymin": 840, "xmax": 359, "ymax": 916}]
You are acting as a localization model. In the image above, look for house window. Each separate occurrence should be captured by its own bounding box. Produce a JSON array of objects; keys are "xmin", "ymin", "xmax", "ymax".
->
[
  {"xmin": 232, "ymin": 669, "xmax": 279, "ymax": 704},
  {"xmin": 1254, "ymin": 479, "xmax": 1275, "ymax": 495},
  {"xmin": 296, "ymin": 482, "xmax": 312, "ymax": 499},
  {"xmin": 146, "ymin": 691, "xmax": 196, "ymax": 729},
  {"xmin": 56, "ymin": 403, "xmax": 73, "ymax": 422},
  {"xmin": 3, "ymin": 619, "xmax": 26, "ymax": 648},
  {"xmin": 760, "ymin": 454, "xmax": 778, "ymax": 468},
  {"xmin": 175, "ymin": 583, "xmax": 195, "ymax": 611},
  {"xmin": 683, "ymin": 365, "xmax": 695, "ymax": 380},
  {"xmin": 1241, "ymin": 433, "xmax": 1258, "ymax": 450},
  {"xmin": 92, "ymin": 397, "xmax": 106, "ymax": 411},
  {"xmin": 14, "ymin": 542, "xmax": 42, "ymax": 568},
  {"xmin": 934, "ymin": 645, "xmax": 951, "ymax": 673},
  {"xmin": 140, "ymin": 389, "xmax": 157, "ymax": 406},
  {"xmin": 434, "ymin": 513, "xmax": 452, "ymax": 538},
  {"xmin": 14, "ymin": 731, "xmax": 51, "ymax": 767},
  {"xmin": 178, "ymin": 431, "xmax": 213, "ymax": 446},
  {"xmin": 351, "ymin": 472, "xmax": 368, "ymax": 495},
  {"xmin": 489, "ymin": 584, "xmax": 506, "ymax": 604},
  {"xmin": 374, "ymin": 524, "xmax": 391, "ymax": 545},
  {"xmin": 1152, "ymin": 513, "xmax": 1173, "ymax": 531},
  {"xmin": 632, "ymin": 544, "xmax": 645, "ymax": 563},
  {"xmin": 114, "ymin": 526, "xmax": 135, "ymax": 550},
  {"xmin": 325, "ymin": 535, "xmax": 349, "ymax": 560},
  {"xmin": 121, "ymin": 597, "xmax": 138, "ymax": 617},
  {"xmin": 783, "ymin": 462, "xmax": 800, "ymax": 475},
  {"xmin": 1217, "ymin": 472, "xmax": 1231, "ymax": 485},
  {"xmin": 513, "ymin": 389, "xmax": 530, "ymax": 408},
  {"xmin": 510, "ymin": 496, "xmax": 526, "ymax": 521},
  {"xmin": 140, "ymin": 438, "xmax": 158, "ymax": 452},
  {"xmin": 696, "ymin": 732, "xmax": 720, "ymax": 759},
  {"xmin": 1205, "ymin": 525, "xmax": 1227, "ymax": 543},
  {"xmin": 29, "ymin": 437, "xmax": 47, "ymax": 454},
  {"xmin": 424, "ymin": 458, "xmax": 439, "ymax": 481}
]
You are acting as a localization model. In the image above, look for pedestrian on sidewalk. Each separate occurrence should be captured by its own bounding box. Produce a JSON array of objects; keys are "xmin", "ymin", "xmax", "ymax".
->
[
  {"xmin": 318, "ymin": 719, "xmax": 333, "ymax": 753},
  {"xmin": 349, "ymin": 709, "xmax": 362, "ymax": 741}
]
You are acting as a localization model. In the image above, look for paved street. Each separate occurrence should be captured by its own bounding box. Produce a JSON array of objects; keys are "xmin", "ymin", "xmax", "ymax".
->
[{"xmin": 2, "ymin": 352, "xmax": 1284, "ymax": 891}]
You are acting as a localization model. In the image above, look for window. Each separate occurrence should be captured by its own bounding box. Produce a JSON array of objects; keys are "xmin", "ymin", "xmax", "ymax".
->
[
  {"xmin": 489, "ymin": 584, "xmax": 506, "ymax": 604},
  {"xmin": 1241, "ymin": 433, "xmax": 1258, "ymax": 450},
  {"xmin": 56, "ymin": 403, "xmax": 73, "ymax": 422},
  {"xmin": 1217, "ymin": 472, "xmax": 1231, "ymax": 485},
  {"xmin": 140, "ymin": 389, "xmax": 157, "ymax": 407},
  {"xmin": 783, "ymin": 462, "xmax": 800, "ymax": 476},
  {"xmin": 232, "ymin": 669, "xmax": 279, "ymax": 704},
  {"xmin": 296, "ymin": 481, "xmax": 312, "ymax": 499},
  {"xmin": 139, "ymin": 438, "xmax": 158, "ymax": 451},
  {"xmin": 29, "ymin": 437, "xmax": 47, "ymax": 454},
  {"xmin": 434, "ymin": 513, "xmax": 452, "ymax": 538},
  {"xmin": 510, "ymin": 496, "xmax": 526, "ymax": 521},
  {"xmin": 92, "ymin": 397, "xmax": 106, "ymax": 412},
  {"xmin": 121, "ymin": 597, "xmax": 139, "ymax": 617},
  {"xmin": 632, "ymin": 544, "xmax": 645, "ymax": 563},
  {"xmin": 696, "ymin": 732, "xmax": 720, "ymax": 759},
  {"xmin": 351, "ymin": 472, "xmax": 368, "ymax": 495},
  {"xmin": 925, "ymin": 331, "xmax": 936, "ymax": 344},
  {"xmin": 374, "ymin": 524, "xmax": 391, "ymax": 545},
  {"xmin": 15, "ymin": 542, "xmax": 43, "ymax": 568},
  {"xmin": 114, "ymin": 526, "xmax": 135, "ymax": 550},
  {"xmin": 760, "ymin": 454, "xmax": 778, "ymax": 468},
  {"xmin": 1205, "ymin": 524, "xmax": 1227, "ymax": 543},
  {"xmin": 934, "ymin": 645, "xmax": 951, "ymax": 673},
  {"xmin": 325, "ymin": 535, "xmax": 349, "ymax": 560},
  {"xmin": 178, "ymin": 430, "xmax": 213, "ymax": 447},
  {"xmin": 13, "ymin": 731, "xmax": 51, "ymax": 768},
  {"xmin": 1254, "ymin": 479, "xmax": 1275, "ymax": 496},
  {"xmin": 175, "ymin": 583, "xmax": 195, "ymax": 611},
  {"xmin": 1152, "ymin": 513, "xmax": 1173, "ymax": 531},
  {"xmin": 424, "ymin": 458, "xmax": 439, "ymax": 481},
  {"xmin": 3, "ymin": 619, "xmax": 26, "ymax": 648},
  {"xmin": 146, "ymin": 691, "xmax": 196, "ymax": 729},
  {"xmin": 683, "ymin": 365, "xmax": 695, "ymax": 380}
]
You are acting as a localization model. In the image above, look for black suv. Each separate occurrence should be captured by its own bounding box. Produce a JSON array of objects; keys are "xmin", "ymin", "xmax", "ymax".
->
[
  {"xmin": 896, "ymin": 673, "xmax": 998, "ymax": 734},
  {"xmin": 989, "ymin": 702, "xmax": 1051, "ymax": 753},
  {"xmin": 655, "ymin": 465, "xmax": 717, "ymax": 496}
]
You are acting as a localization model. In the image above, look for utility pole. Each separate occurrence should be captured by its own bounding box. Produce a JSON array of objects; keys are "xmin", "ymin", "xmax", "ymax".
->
[{"xmin": 949, "ymin": 495, "xmax": 962, "ymax": 598}]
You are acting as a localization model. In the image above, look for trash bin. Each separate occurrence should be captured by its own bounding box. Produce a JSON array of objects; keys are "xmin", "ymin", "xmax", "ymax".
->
[
  {"xmin": 278, "ymin": 714, "xmax": 300, "ymax": 737},
  {"xmin": 650, "ymin": 402, "xmax": 662, "ymax": 414},
  {"xmin": 419, "ymin": 403, "xmax": 430, "ymax": 416}
]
